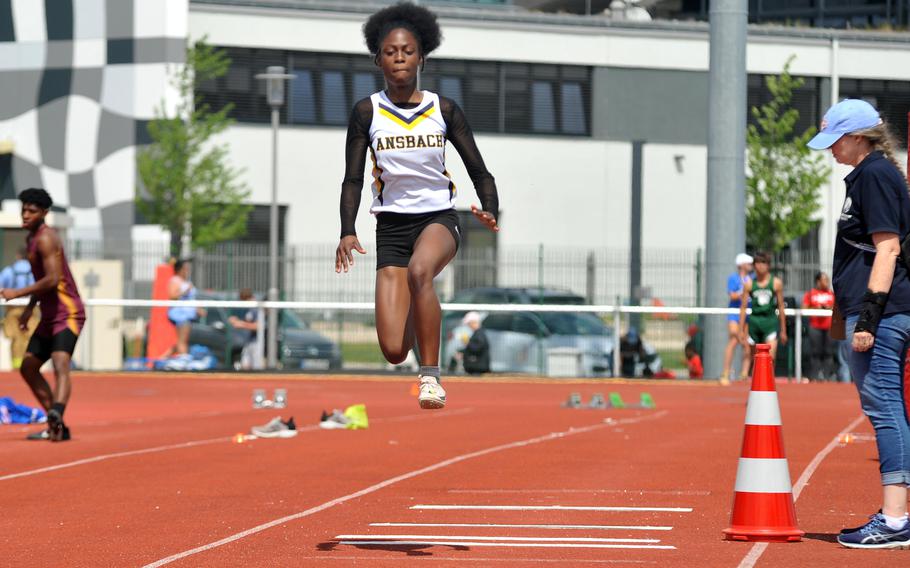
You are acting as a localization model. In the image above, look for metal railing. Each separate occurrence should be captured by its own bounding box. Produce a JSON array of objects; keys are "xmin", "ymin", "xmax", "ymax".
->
[{"xmin": 37, "ymin": 297, "xmax": 834, "ymax": 380}]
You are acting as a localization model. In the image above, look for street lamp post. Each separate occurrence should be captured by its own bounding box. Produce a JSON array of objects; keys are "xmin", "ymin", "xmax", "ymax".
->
[{"xmin": 255, "ymin": 66, "xmax": 294, "ymax": 369}]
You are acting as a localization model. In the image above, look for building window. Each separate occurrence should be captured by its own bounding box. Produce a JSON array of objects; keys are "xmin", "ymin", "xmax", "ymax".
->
[
  {"xmin": 840, "ymin": 78, "xmax": 910, "ymax": 146},
  {"xmin": 198, "ymin": 46, "xmax": 592, "ymax": 137},
  {"xmin": 289, "ymin": 70, "xmax": 316, "ymax": 124},
  {"xmin": 747, "ymin": 74, "xmax": 823, "ymax": 138}
]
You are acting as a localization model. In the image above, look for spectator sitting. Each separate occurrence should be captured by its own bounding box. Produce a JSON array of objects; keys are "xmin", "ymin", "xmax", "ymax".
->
[
  {"xmin": 227, "ymin": 288, "xmax": 260, "ymax": 370},
  {"xmin": 686, "ymin": 343, "xmax": 703, "ymax": 379},
  {"xmin": 445, "ymin": 311, "xmax": 483, "ymax": 373},
  {"xmin": 620, "ymin": 327, "xmax": 652, "ymax": 377}
]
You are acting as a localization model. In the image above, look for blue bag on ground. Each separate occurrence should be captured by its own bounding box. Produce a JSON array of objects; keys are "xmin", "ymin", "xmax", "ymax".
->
[
  {"xmin": 154, "ymin": 345, "xmax": 218, "ymax": 371},
  {"xmin": 0, "ymin": 397, "xmax": 46, "ymax": 424}
]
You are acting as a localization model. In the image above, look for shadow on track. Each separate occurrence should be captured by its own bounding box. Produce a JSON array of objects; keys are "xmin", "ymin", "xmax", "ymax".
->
[
  {"xmin": 803, "ymin": 532, "xmax": 840, "ymax": 544},
  {"xmin": 318, "ymin": 541, "xmax": 469, "ymax": 556}
]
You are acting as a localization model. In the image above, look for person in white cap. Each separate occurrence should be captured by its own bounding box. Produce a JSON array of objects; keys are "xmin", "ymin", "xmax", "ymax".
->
[
  {"xmin": 444, "ymin": 311, "xmax": 483, "ymax": 373},
  {"xmin": 721, "ymin": 252, "xmax": 753, "ymax": 383},
  {"xmin": 808, "ymin": 98, "xmax": 910, "ymax": 548}
]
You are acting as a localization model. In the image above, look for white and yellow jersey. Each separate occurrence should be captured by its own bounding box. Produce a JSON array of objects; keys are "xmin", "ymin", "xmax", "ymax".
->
[{"xmin": 368, "ymin": 90, "xmax": 455, "ymax": 214}]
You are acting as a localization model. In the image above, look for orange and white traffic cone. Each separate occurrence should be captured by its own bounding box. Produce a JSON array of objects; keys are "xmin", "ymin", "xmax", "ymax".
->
[{"xmin": 723, "ymin": 344, "xmax": 804, "ymax": 542}]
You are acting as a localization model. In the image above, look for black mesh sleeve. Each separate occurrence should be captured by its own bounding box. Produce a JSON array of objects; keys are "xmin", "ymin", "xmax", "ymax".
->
[
  {"xmin": 339, "ymin": 98, "xmax": 374, "ymax": 238},
  {"xmin": 440, "ymin": 96, "xmax": 499, "ymax": 221}
]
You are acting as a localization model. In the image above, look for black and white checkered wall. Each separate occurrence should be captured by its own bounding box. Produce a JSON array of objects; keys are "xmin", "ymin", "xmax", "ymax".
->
[{"xmin": 0, "ymin": 0, "xmax": 187, "ymax": 242}]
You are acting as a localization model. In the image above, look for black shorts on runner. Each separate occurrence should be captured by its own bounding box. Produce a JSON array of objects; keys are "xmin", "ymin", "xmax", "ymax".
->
[
  {"xmin": 376, "ymin": 209, "xmax": 461, "ymax": 269},
  {"xmin": 26, "ymin": 328, "xmax": 80, "ymax": 362}
]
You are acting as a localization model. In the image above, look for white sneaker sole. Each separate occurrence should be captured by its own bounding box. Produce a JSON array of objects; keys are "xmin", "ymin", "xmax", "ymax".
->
[
  {"xmin": 252, "ymin": 429, "xmax": 298, "ymax": 438},
  {"xmin": 418, "ymin": 396, "xmax": 446, "ymax": 410},
  {"xmin": 838, "ymin": 539, "xmax": 910, "ymax": 549},
  {"xmin": 319, "ymin": 421, "xmax": 349, "ymax": 430}
]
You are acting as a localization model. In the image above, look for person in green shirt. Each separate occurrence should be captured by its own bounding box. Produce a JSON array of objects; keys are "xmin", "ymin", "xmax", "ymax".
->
[{"xmin": 738, "ymin": 252, "xmax": 788, "ymax": 363}]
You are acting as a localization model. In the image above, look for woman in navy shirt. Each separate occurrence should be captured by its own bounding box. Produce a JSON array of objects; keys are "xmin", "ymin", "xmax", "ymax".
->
[{"xmin": 809, "ymin": 99, "xmax": 910, "ymax": 549}]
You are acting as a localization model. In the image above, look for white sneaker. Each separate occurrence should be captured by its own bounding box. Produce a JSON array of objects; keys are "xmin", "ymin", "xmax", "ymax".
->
[
  {"xmin": 319, "ymin": 409, "xmax": 351, "ymax": 430},
  {"xmin": 417, "ymin": 375, "xmax": 446, "ymax": 409},
  {"xmin": 251, "ymin": 416, "xmax": 298, "ymax": 438}
]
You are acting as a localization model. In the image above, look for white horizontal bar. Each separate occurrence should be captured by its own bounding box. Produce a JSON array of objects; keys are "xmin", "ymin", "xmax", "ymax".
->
[
  {"xmin": 1, "ymin": 297, "xmax": 831, "ymax": 317},
  {"xmin": 411, "ymin": 505, "xmax": 693, "ymax": 513},
  {"xmin": 744, "ymin": 392, "xmax": 782, "ymax": 426},
  {"xmin": 339, "ymin": 540, "xmax": 676, "ymax": 550},
  {"xmin": 734, "ymin": 458, "xmax": 794, "ymax": 493},
  {"xmin": 370, "ymin": 523, "xmax": 673, "ymax": 531},
  {"xmin": 336, "ymin": 534, "xmax": 660, "ymax": 543}
]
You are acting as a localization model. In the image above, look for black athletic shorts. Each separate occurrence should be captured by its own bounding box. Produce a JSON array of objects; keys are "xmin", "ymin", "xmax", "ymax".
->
[
  {"xmin": 26, "ymin": 328, "xmax": 80, "ymax": 363},
  {"xmin": 376, "ymin": 209, "xmax": 461, "ymax": 269}
]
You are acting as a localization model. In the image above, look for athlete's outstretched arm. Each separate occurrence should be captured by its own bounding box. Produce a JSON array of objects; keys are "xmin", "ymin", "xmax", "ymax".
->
[
  {"xmin": 337, "ymin": 98, "xmax": 373, "ymax": 273},
  {"xmin": 441, "ymin": 97, "xmax": 500, "ymax": 232}
]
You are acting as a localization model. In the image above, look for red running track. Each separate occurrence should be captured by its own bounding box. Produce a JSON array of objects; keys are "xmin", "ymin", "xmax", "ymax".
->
[{"xmin": 0, "ymin": 372, "xmax": 897, "ymax": 567}]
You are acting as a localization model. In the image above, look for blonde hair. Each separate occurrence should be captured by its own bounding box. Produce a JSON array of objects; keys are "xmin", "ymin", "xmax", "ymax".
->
[{"xmin": 852, "ymin": 121, "xmax": 907, "ymax": 177}]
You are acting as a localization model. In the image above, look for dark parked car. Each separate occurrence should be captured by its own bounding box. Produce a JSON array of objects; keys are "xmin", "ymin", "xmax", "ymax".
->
[{"xmin": 189, "ymin": 293, "xmax": 342, "ymax": 370}]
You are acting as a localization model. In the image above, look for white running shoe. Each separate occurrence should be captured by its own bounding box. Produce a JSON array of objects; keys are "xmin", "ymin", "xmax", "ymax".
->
[
  {"xmin": 417, "ymin": 375, "xmax": 446, "ymax": 409},
  {"xmin": 251, "ymin": 416, "xmax": 298, "ymax": 438},
  {"xmin": 319, "ymin": 409, "xmax": 351, "ymax": 430}
]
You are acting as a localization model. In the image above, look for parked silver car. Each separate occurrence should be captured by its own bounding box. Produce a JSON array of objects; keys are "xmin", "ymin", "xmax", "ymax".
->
[{"xmin": 479, "ymin": 311, "xmax": 661, "ymax": 377}]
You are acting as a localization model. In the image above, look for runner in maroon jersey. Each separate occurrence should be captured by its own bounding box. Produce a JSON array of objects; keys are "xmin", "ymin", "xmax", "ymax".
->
[{"xmin": 0, "ymin": 188, "xmax": 85, "ymax": 441}]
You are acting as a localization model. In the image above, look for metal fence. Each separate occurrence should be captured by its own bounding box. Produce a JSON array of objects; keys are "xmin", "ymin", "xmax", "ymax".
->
[
  {"xmin": 56, "ymin": 297, "xmax": 838, "ymax": 384},
  {"xmin": 65, "ymin": 239, "xmax": 834, "ymax": 309}
]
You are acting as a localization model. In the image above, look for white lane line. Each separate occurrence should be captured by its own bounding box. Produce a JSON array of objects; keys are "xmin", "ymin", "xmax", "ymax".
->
[
  {"xmin": 448, "ymin": 489, "xmax": 711, "ymax": 496},
  {"xmin": 736, "ymin": 414, "xmax": 866, "ymax": 568},
  {"xmin": 292, "ymin": 556, "xmax": 654, "ymax": 564},
  {"xmin": 370, "ymin": 523, "xmax": 673, "ymax": 531},
  {"xmin": 411, "ymin": 505, "xmax": 693, "ymax": 513},
  {"xmin": 0, "ymin": 436, "xmax": 232, "ymax": 482},
  {"xmin": 336, "ymin": 534, "xmax": 661, "ymax": 543},
  {"xmin": 0, "ymin": 410, "xmax": 462, "ymax": 482},
  {"xmin": 338, "ymin": 540, "xmax": 675, "ymax": 550},
  {"xmin": 141, "ymin": 410, "xmax": 670, "ymax": 568}
]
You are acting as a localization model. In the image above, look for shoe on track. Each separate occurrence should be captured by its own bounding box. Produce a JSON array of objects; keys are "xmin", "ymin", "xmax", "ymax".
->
[
  {"xmin": 837, "ymin": 513, "xmax": 910, "ymax": 549},
  {"xmin": 319, "ymin": 409, "xmax": 351, "ymax": 430},
  {"xmin": 47, "ymin": 409, "xmax": 70, "ymax": 442},
  {"xmin": 26, "ymin": 429, "xmax": 49, "ymax": 441},
  {"xmin": 840, "ymin": 510, "xmax": 882, "ymax": 534},
  {"xmin": 417, "ymin": 375, "xmax": 446, "ymax": 410},
  {"xmin": 251, "ymin": 416, "xmax": 298, "ymax": 438}
]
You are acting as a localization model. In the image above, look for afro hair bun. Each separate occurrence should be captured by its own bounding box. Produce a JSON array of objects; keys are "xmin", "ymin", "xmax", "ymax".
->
[{"xmin": 363, "ymin": 2, "xmax": 442, "ymax": 56}]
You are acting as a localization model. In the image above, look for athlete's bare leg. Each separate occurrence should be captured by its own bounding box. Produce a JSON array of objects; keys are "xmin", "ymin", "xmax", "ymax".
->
[
  {"xmin": 407, "ymin": 225, "xmax": 457, "ymax": 367},
  {"xmin": 175, "ymin": 325, "xmax": 191, "ymax": 355},
  {"xmin": 50, "ymin": 351, "xmax": 73, "ymax": 405},
  {"xmin": 20, "ymin": 353, "xmax": 52, "ymax": 411},
  {"xmin": 374, "ymin": 224, "xmax": 456, "ymax": 366},
  {"xmin": 722, "ymin": 321, "xmax": 740, "ymax": 378},
  {"xmin": 375, "ymin": 267, "xmax": 415, "ymax": 364}
]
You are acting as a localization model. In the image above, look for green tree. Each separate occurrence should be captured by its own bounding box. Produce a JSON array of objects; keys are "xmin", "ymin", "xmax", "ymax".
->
[
  {"xmin": 746, "ymin": 56, "xmax": 830, "ymax": 253},
  {"xmin": 137, "ymin": 39, "xmax": 251, "ymax": 257}
]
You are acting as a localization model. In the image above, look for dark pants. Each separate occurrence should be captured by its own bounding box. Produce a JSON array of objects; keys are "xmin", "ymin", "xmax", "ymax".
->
[{"xmin": 808, "ymin": 326, "xmax": 836, "ymax": 381}]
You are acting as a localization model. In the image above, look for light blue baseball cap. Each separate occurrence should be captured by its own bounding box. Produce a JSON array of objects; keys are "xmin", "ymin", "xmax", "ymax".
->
[{"xmin": 807, "ymin": 99, "xmax": 882, "ymax": 150}]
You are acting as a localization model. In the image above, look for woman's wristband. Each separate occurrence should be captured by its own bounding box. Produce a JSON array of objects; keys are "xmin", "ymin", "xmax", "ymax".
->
[{"xmin": 854, "ymin": 290, "xmax": 888, "ymax": 335}]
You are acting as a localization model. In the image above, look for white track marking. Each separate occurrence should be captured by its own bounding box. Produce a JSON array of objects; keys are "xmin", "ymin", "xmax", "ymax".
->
[
  {"xmin": 411, "ymin": 505, "xmax": 692, "ymax": 513},
  {"xmin": 736, "ymin": 414, "xmax": 866, "ymax": 568},
  {"xmin": 141, "ymin": 410, "xmax": 670, "ymax": 568},
  {"xmin": 0, "ymin": 436, "xmax": 232, "ymax": 482},
  {"xmin": 292, "ymin": 556, "xmax": 655, "ymax": 564},
  {"xmin": 447, "ymin": 489, "xmax": 710, "ymax": 496},
  {"xmin": 336, "ymin": 534, "xmax": 661, "ymax": 543},
  {"xmin": 338, "ymin": 540, "xmax": 675, "ymax": 550},
  {"xmin": 370, "ymin": 523, "xmax": 673, "ymax": 531},
  {"xmin": 0, "ymin": 410, "xmax": 464, "ymax": 482}
]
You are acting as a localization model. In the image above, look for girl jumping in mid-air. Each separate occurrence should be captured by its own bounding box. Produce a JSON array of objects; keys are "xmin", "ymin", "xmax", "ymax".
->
[{"xmin": 335, "ymin": 2, "xmax": 500, "ymax": 409}]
